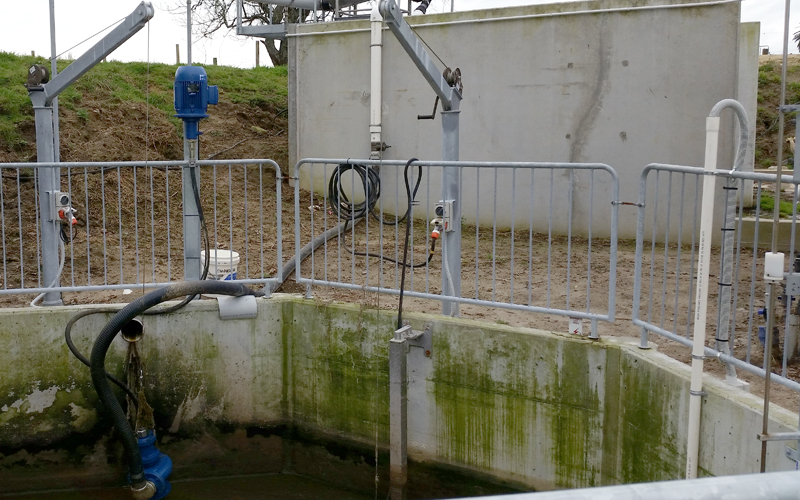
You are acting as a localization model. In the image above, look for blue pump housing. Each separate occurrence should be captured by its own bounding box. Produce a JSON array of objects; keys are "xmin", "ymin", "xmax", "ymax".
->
[
  {"xmin": 174, "ymin": 65, "xmax": 218, "ymax": 140},
  {"xmin": 135, "ymin": 430, "xmax": 172, "ymax": 499}
]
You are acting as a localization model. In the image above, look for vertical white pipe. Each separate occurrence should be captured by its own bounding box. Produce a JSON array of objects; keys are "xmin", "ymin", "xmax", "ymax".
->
[
  {"xmin": 370, "ymin": 3, "xmax": 383, "ymax": 159},
  {"xmin": 686, "ymin": 115, "xmax": 720, "ymax": 479},
  {"xmin": 187, "ymin": 0, "xmax": 192, "ymax": 65}
]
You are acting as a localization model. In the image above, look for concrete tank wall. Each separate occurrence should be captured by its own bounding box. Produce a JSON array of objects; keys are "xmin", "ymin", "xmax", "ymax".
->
[
  {"xmin": 288, "ymin": 0, "xmax": 757, "ymax": 241},
  {"xmin": 1, "ymin": 296, "xmax": 795, "ymax": 495}
]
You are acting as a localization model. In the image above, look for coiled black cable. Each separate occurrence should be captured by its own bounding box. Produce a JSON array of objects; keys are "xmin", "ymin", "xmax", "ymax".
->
[
  {"xmin": 328, "ymin": 163, "xmax": 422, "ymax": 225},
  {"xmin": 330, "ymin": 162, "xmax": 433, "ymax": 268}
]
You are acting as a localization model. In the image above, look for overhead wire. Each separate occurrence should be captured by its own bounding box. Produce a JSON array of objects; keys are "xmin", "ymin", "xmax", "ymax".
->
[{"xmin": 56, "ymin": 16, "xmax": 127, "ymax": 60}]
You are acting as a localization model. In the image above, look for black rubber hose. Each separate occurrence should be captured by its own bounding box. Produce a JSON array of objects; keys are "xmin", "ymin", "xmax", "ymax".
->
[
  {"xmin": 263, "ymin": 220, "xmax": 355, "ymax": 295},
  {"xmin": 89, "ymin": 281, "xmax": 262, "ymax": 488},
  {"xmin": 65, "ymin": 308, "xmax": 140, "ymax": 407},
  {"xmin": 397, "ymin": 158, "xmax": 419, "ymax": 330}
]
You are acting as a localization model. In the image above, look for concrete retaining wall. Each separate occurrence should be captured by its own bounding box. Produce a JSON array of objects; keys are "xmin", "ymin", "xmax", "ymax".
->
[
  {"xmin": 1, "ymin": 296, "xmax": 796, "ymax": 494},
  {"xmin": 289, "ymin": 0, "xmax": 757, "ymax": 241}
]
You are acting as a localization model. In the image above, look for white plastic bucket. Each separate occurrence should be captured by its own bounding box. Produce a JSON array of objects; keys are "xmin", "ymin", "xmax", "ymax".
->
[{"xmin": 201, "ymin": 249, "xmax": 240, "ymax": 281}]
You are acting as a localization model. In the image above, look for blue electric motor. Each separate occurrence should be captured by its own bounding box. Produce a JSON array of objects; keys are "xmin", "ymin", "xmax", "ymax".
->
[
  {"xmin": 135, "ymin": 430, "xmax": 173, "ymax": 499},
  {"xmin": 174, "ymin": 65, "xmax": 218, "ymax": 140}
]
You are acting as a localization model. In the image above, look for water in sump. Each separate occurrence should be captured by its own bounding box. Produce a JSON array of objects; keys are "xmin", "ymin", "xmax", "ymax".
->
[{"xmin": 6, "ymin": 474, "xmax": 374, "ymax": 500}]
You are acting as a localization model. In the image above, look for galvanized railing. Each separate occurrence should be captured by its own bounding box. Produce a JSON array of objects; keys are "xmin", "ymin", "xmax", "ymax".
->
[
  {"xmin": 0, "ymin": 159, "xmax": 283, "ymax": 298},
  {"xmin": 633, "ymin": 163, "xmax": 800, "ymax": 392},
  {"xmin": 293, "ymin": 158, "xmax": 619, "ymax": 336}
]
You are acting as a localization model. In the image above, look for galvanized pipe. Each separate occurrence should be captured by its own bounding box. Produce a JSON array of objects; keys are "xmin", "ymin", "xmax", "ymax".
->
[
  {"xmin": 763, "ymin": 0, "xmax": 792, "ymax": 473},
  {"xmin": 468, "ymin": 471, "xmax": 800, "ymax": 500},
  {"xmin": 389, "ymin": 332, "xmax": 408, "ymax": 500}
]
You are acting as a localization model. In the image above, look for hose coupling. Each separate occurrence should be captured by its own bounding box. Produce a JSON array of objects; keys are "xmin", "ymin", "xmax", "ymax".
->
[{"xmin": 130, "ymin": 480, "xmax": 157, "ymax": 500}]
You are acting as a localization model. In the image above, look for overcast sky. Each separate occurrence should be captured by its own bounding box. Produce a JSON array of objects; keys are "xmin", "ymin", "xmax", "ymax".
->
[{"xmin": 0, "ymin": 0, "xmax": 798, "ymax": 69}]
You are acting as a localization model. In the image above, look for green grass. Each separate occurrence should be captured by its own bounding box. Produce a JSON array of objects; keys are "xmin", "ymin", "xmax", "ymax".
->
[
  {"xmin": 760, "ymin": 194, "xmax": 795, "ymax": 218},
  {"xmin": 0, "ymin": 51, "xmax": 287, "ymax": 149}
]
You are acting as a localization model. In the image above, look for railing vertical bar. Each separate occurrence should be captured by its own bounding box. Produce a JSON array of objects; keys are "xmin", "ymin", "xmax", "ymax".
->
[
  {"xmin": 228, "ymin": 164, "xmax": 234, "ymax": 275},
  {"xmin": 323, "ymin": 163, "xmax": 330, "ymax": 283},
  {"xmin": 729, "ymin": 177, "xmax": 746, "ymax": 358},
  {"xmin": 394, "ymin": 164, "xmax": 400, "ymax": 289},
  {"xmin": 349, "ymin": 161, "xmax": 355, "ymax": 284},
  {"xmin": 746, "ymin": 181, "xmax": 763, "ymax": 364},
  {"xmin": 244, "ymin": 165, "xmax": 250, "ymax": 279},
  {"xmin": 31, "ymin": 170, "xmax": 38, "ymax": 287},
  {"xmin": 150, "ymin": 165, "xmax": 155, "ymax": 284},
  {"xmin": 367, "ymin": 163, "xmax": 373, "ymax": 289},
  {"xmin": 165, "ymin": 164, "xmax": 172, "ymax": 282},
  {"xmin": 686, "ymin": 173, "xmax": 701, "ymax": 338},
  {"xmin": 566, "ymin": 168, "xmax": 574, "ymax": 311},
  {"xmin": 510, "ymin": 168, "xmax": 516, "ymax": 304},
  {"xmin": 66, "ymin": 166, "xmax": 74, "ymax": 286},
  {"xmin": 274, "ymin": 162, "xmax": 282, "ymax": 283},
  {"xmin": 378, "ymin": 163, "xmax": 385, "ymax": 292},
  {"xmin": 475, "ymin": 168, "xmax": 480, "ymax": 300},
  {"xmin": 259, "ymin": 165, "xmax": 264, "ymax": 281},
  {"xmin": 133, "ymin": 165, "xmax": 140, "ymax": 284},
  {"xmin": 333, "ymin": 164, "xmax": 342, "ymax": 285},
  {"xmin": 586, "ymin": 170, "xmax": 594, "ymax": 314},
  {"xmin": 547, "ymin": 169, "xmax": 554, "ymax": 308},
  {"xmin": 405, "ymin": 165, "xmax": 410, "ymax": 291},
  {"xmin": 117, "ymin": 166, "xmax": 124, "ymax": 284},
  {"xmin": 672, "ymin": 173, "xmax": 687, "ymax": 333},
  {"xmin": 492, "ymin": 167, "xmax": 498, "ymax": 302},
  {"xmin": 659, "ymin": 172, "xmax": 673, "ymax": 329},
  {"xmin": 212, "ymin": 165, "xmax": 218, "ymax": 256},
  {"xmin": 0, "ymin": 171, "xmax": 6, "ymax": 289},
  {"xmin": 310, "ymin": 164, "xmax": 318, "ymax": 283},
  {"xmin": 424, "ymin": 165, "xmax": 430, "ymax": 294},
  {"xmin": 101, "ymin": 167, "xmax": 108, "ymax": 285},
  {"xmin": 528, "ymin": 168, "xmax": 534, "ymax": 307},
  {"xmin": 85, "ymin": 166, "xmax": 92, "ymax": 285},
  {"xmin": 783, "ymin": 183, "xmax": 800, "ymax": 377},
  {"xmin": 646, "ymin": 171, "xmax": 661, "ymax": 325}
]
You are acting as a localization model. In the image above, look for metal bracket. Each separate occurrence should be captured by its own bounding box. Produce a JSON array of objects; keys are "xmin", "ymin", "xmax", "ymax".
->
[
  {"xmin": 785, "ymin": 273, "xmax": 800, "ymax": 298},
  {"xmin": 779, "ymin": 105, "xmax": 800, "ymax": 113},
  {"xmin": 757, "ymin": 432, "xmax": 800, "ymax": 442},
  {"xmin": 394, "ymin": 323, "xmax": 432, "ymax": 357},
  {"xmin": 786, "ymin": 446, "xmax": 800, "ymax": 463},
  {"xmin": 217, "ymin": 295, "xmax": 258, "ymax": 320}
]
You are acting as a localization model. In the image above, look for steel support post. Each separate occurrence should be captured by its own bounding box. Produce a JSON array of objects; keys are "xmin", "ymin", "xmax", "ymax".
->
[
  {"xmin": 389, "ymin": 334, "xmax": 408, "ymax": 500},
  {"xmin": 31, "ymin": 93, "xmax": 62, "ymax": 306},
  {"xmin": 441, "ymin": 108, "xmax": 460, "ymax": 316},
  {"xmin": 183, "ymin": 133, "xmax": 201, "ymax": 281}
]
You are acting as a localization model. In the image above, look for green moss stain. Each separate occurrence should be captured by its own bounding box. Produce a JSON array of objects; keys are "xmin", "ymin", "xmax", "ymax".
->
[
  {"xmin": 550, "ymin": 342, "xmax": 603, "ymax": 487},
  {"xmin": 290, "ymin": 302, "xmax": 392, "ymax": 443},
  {"xmin": 432, "ymin": 324, "xmax": 606, "ymax": 488},
  {"xmin": 619, "ymin": 355, "xmax": 682, "ymax": 483}
]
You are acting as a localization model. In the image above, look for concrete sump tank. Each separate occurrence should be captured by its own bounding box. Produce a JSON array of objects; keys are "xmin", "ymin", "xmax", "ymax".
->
[{"xmin": 1, "ymin": 295, "xmax": 798, "ymax": 498}]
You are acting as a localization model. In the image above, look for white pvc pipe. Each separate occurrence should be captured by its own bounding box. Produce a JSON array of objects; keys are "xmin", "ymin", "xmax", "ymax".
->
[
  {"xmin": 370, "ymin": 3, "xmax": 383, "ymax": 159},
  {"xmin": 187, "ymin": 0, "xmax": 192, "ymax": 65},
  {"xmin": 685, "ymin": 115, "xmax": 720, "ymax": 479}
]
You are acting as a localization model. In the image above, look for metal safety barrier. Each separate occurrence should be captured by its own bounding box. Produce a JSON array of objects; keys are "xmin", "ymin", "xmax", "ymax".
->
[
  {"xmin": 633, "ymin": 163, "xmax": 800, "ymax": 393},
  {"xmin": 294, "ymin": 158, "xmax": 619, "ymax": 337},
  {"xmin": 0, "ymin": 159, "xmax": 283, "ymax": 298}
]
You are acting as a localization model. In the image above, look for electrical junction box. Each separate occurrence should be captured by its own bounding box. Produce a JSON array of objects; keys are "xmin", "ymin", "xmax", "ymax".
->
[
  {"xmin": 174, "ymin": 66, "xmax": 219, "ymax": 140},
  {"xmin": 47, "ymin": 191, "xmax": 70, "ymax": 222},
  {"xmin": 435, "ymin": 200, "xmax": 455, "ymax": 232}
]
